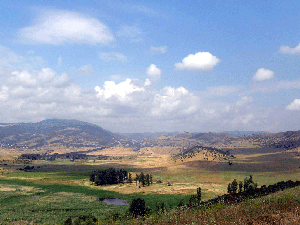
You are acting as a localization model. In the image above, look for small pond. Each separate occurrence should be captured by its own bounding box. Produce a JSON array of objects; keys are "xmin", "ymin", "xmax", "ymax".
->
[{"xmin": 99, "ymin": 198, "xmax": 129, "ymax": 205}]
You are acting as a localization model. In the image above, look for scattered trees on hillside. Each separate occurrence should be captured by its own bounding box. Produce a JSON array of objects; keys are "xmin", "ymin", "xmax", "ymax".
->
[{"xmin": 227, "ymin": 176, "xmax": 257, "ymax": 194}]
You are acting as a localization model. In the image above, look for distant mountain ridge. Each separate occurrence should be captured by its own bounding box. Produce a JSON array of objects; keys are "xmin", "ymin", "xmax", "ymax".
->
[
  {"xmin": 1, "ymin": 119, "xmax": 300, "ymax": 151},
  {"xmin": 0, "ymin": 119, "xmax": 117, "ymax": 149},
  {"xmin": 220, "ymin": 131, "xmax": 270, "ymax": 136}
]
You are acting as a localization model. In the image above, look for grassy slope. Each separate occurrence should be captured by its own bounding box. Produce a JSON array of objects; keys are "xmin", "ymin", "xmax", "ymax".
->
[{"xmin": 121, "ymin": 186, "xmax": 300, "ymax": 225}]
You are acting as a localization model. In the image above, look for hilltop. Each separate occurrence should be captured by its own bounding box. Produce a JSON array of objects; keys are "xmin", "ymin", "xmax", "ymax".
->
[{"xmin": 0, "ymin": 119, "xmax": 117, "ymax": 150}]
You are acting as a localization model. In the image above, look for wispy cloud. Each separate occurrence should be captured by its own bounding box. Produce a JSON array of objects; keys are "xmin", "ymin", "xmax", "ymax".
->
[
  {"xmin": 204, "ymin": 85, "xmax": 241, "ymax": 97},
  {"xmin": 250, "ymin": 79, "xmax": 300, "ymax": 93},
  {"xmin": 78, "ymin": 64, "xmax": 94, "ymax": 75},
  {"xmin": 150, "ymin": 46, "xmax": 167, "ymax": 54},
  {"xmin": 57, "ymin": 56, "xmax": 62, "ymax": 67},
  {"xmin": 99, "ymin": 52, "xmax": 128, "ymax": 62},
  {"xmin": 279, "ymin": 43, "xmax": 300, "ymax": 55},
  {"xmin": 18, "ymin": 9, "xmax": 114, "ymax": 45},
  {"xmin": 117, "ymin": 25, "xmax": 143, "ymax": 42}
]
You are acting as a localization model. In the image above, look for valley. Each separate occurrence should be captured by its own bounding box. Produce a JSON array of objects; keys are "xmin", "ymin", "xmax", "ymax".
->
[{"xmin": 0, "ymin": 119, "xmax": 299, "ymax": 224}]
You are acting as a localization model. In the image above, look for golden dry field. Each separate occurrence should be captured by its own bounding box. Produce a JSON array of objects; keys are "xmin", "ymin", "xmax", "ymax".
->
[
  {"xmin": 1, "ymin": 145, "xmax": 298, "ymax": 199},
  {"xmin": 0, "ymin": 144, "xmax": 299, "ymax": 224}
]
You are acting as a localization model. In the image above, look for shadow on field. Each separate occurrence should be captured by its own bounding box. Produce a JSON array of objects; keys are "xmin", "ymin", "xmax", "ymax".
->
[
  {"xmin": 230, "ymin": 147, "xmax": 285, "ymax": 155},
  {"xmin": 27, "ymin": 163, "xmax": 167, "ymax": 176},
  {"xmin": 184, "ymin": 151, "xmax": 300, "ymax": 173}
]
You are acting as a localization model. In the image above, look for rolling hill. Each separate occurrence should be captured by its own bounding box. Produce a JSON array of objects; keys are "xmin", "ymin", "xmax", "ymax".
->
[{"xmin": 0, "ymin": 119, "xmax": 118, "ymax": 149}]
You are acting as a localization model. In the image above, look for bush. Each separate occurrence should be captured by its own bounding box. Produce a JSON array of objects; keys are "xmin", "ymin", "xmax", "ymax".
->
[{"xmin": 129, "ymin": 198, "xmax": 150, "ymax": 217}]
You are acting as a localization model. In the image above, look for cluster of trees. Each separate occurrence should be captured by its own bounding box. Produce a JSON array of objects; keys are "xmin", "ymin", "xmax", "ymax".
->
[
  {"xmin": 89, "ymin": 168, "xmax": 154, "ymax": 186},
  {"xmin": 134, "ymin": 172, "xmax": 153, "ymax": 186},
  {"xmin": 90, "ymin": 168, "xmax": 128, "ymax": 185},
  {"xmin": 227, "ymin": 175, "xmax": 257, "ymax": 194},
  {"xmin": 203, "ymin": 179, "xmax": 300, "ymax": 207}
]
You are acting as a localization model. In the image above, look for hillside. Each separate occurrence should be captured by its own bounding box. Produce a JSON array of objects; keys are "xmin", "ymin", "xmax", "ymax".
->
[
  {"xmin": 0, "ymin": 119, "xmax": 117, "ymax": 149},
  {"xmin": 110, "ymin": 185, "xmax": 300, "ymax": 225}
]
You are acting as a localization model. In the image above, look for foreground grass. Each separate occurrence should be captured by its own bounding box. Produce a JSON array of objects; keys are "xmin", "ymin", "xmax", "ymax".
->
[{"xmin": 114, "ymin": 186, "xmax": 300, "ymax": 225}]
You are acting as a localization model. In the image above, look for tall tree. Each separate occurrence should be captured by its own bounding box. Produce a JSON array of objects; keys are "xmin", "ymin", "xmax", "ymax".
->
[
  {"xmin": 238, "ymin": 181, "xmax": 243, "ymax": 193},
  {"xmin": 128, "ymin": 173, "xmax": 133, "ymax": 183},
  {"xmin": 227, "ymin": 183, "xmax": 233, "ymax": 194},
  {"xmin": 146, "ymin": 174, "xmax": 150, "ymax": 186},
  {"xmin": 231, "ymin": 179, "xmax": 238, "ymax": 193},
  {"xmin": 197, "ymin": 186, "xmax": 202, "ymax": 203},
  {"xmin": 140, "ymin": 172, "xmax": 145, "ymax": 186},
  {"xmin": 135, "ymin": 174, "xmax": 139, "ymax": 186}
]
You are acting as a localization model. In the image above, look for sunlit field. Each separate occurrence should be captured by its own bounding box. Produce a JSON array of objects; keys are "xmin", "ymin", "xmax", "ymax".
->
[{"xmin": 0, "ymin": 145, "xmax": 299, "ymax": 224}]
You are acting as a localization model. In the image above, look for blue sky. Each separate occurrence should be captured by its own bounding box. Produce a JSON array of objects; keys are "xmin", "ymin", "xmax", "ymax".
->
[{"xmin": 0, "ymin": 0, "xmax": 300, "ymax": 133}]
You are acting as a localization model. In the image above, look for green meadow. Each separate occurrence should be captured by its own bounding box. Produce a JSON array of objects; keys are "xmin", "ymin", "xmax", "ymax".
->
[{"xmin": 0, "ymin": 149, "xmax": 299, "ymax": 224}]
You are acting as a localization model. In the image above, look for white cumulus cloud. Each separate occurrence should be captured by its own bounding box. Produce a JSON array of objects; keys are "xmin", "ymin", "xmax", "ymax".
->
[
  {"xmin": 151, "ymin": 86, "xmax": 198, "ymax": 118},
  {"xmin": 286, "ymin": 99, "xmax": 300, "ymax": 110},
  {"xmin": 175, "ymin": 52, "xmax": 220, "ymax": 71},
  {"xmin": 279, "ymin": 43, "xmax": 300, "ymax": 55},
  {"xmin": 253, "ymin": 68, "xmax": 274, "ymax": 81},
  {"xmin": 146, "ymin": 64, "xmax": 161, "ymax": 80},
  {"xmin": 18, "ymin": 10, "xmax": 114, "ymax": 45},
  {"xmin": 9, "ymin": 71, "xmax": 37, "ymax": 86},
  {"xmin": 95, "ymin": 79, "xmax": 144, "ymax": 102}
]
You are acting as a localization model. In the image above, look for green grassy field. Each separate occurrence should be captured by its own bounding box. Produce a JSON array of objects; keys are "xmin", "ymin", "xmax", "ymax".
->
[
  {"xmin": 0, "ymin": 148, "xmax": 299, "ymax": 224},
  {"xmin": 0, "ymin": 178, "xmax": 190, "ymax": 224}
]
